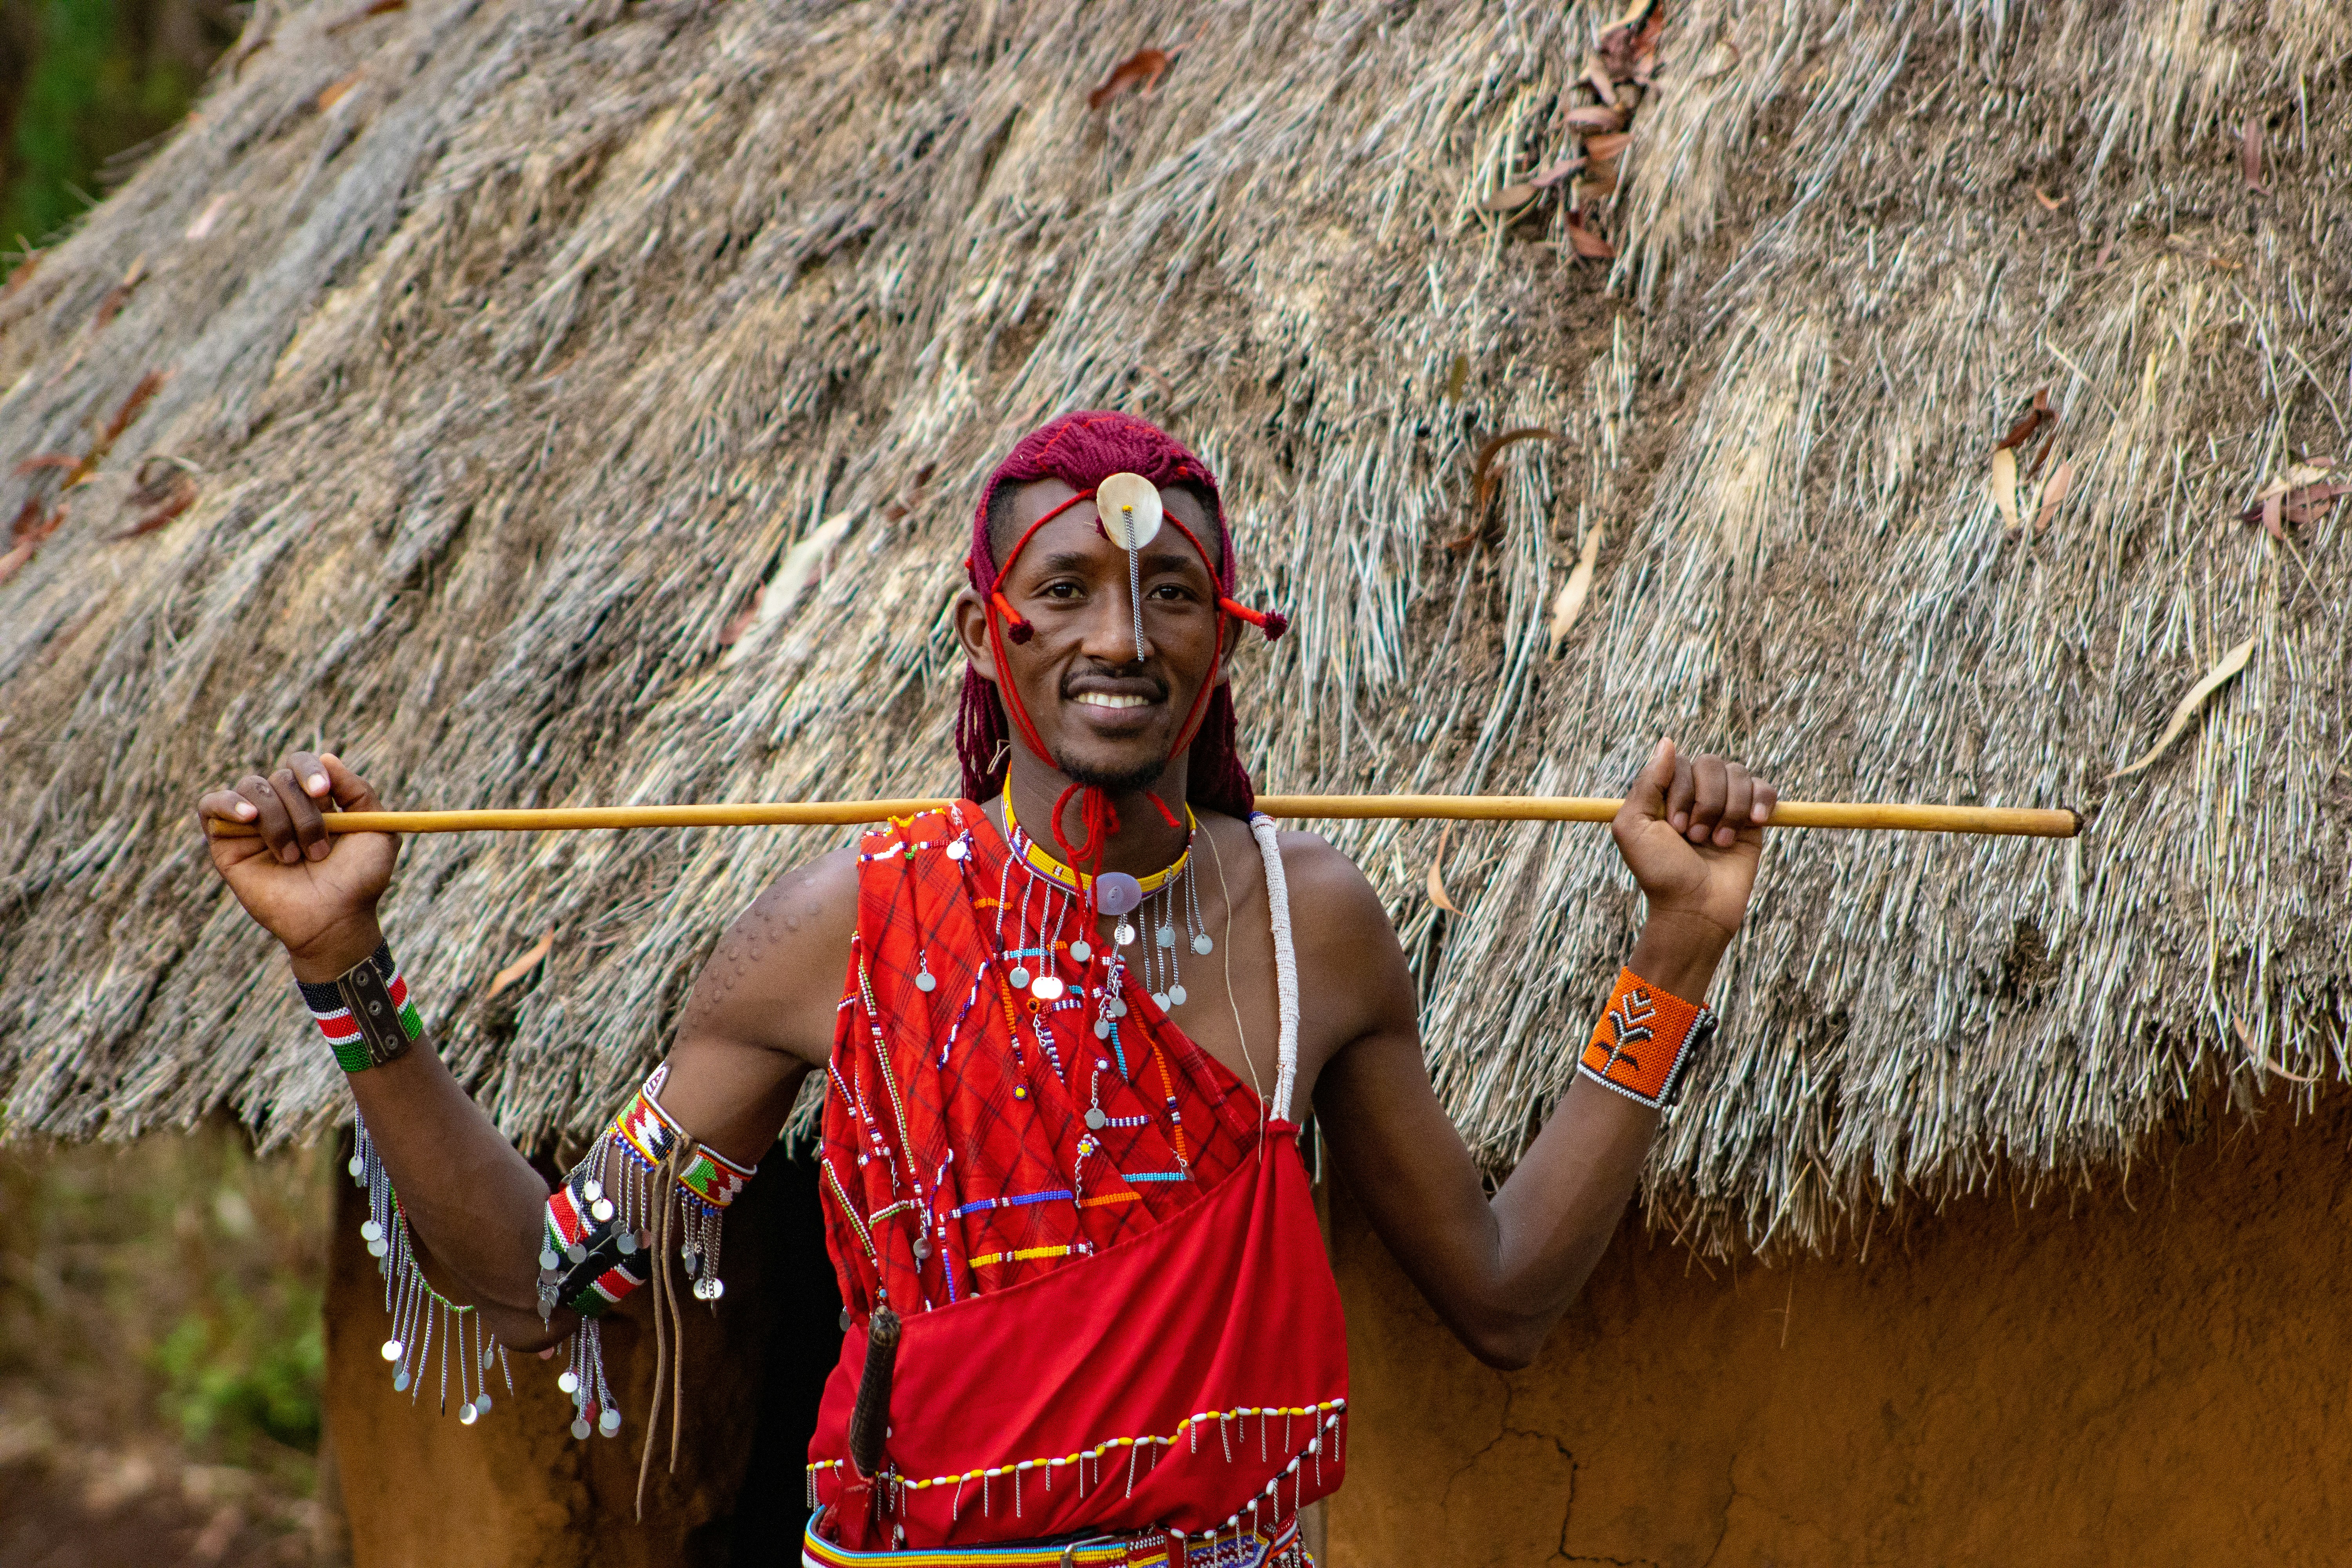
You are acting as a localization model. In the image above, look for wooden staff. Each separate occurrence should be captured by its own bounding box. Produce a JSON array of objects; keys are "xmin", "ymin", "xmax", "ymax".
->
[{"xmin": 209, "ymin": 796, "xmax": 2081, "ymax": 837}]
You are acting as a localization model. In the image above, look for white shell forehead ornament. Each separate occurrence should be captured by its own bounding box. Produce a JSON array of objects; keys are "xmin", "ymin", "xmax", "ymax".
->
[
  {"xmin": 1093, "ymin": 472, "xmax": 1163, "ymax": 549},
  {"xmin": 1094, "ymin": 471, "xmax": 1163, "ymax": 662}
]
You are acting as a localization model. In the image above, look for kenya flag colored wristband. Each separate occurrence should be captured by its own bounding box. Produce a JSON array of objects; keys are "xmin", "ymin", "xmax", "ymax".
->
[
  {"xmin": 298, "ymin": 941, "xmax": 423, "ymax": 1073},
  {"xmin": 1577, "ymin": 967, "xmax": 1716, "ymax": 1110}
]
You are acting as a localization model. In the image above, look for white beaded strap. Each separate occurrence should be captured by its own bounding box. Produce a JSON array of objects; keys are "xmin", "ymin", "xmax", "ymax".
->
[{"xmin": 1249, "ymin": 813, "xmax": 1301, "ymax": 1121}]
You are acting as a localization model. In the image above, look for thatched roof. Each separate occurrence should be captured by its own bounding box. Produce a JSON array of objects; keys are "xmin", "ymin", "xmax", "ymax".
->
[{"xmin": 4, "ymin": 0, "xmax": 2345, "ymax": 1254}]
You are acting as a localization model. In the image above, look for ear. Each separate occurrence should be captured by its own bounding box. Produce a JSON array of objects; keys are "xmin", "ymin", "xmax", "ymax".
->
[{"xmin": 951, "ymin": 589, "xmax": 1001, "ymax": 682}]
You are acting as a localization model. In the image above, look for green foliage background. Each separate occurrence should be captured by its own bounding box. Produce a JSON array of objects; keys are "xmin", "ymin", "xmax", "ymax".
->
[{"xmin": 0, "ymin": 0, "xmax": 237, "ymax": 275}]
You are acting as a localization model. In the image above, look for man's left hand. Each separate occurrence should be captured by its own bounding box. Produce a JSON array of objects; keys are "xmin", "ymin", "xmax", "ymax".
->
[{"xmin": 1610, "ymin": 738, "xmax": 1778, "ymax": 949}]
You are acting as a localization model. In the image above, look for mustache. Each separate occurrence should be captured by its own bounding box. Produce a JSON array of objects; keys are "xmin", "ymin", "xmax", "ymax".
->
[{"xmin": 1060, "ymin": 671, "xmax": 1170, "ymax": 702}]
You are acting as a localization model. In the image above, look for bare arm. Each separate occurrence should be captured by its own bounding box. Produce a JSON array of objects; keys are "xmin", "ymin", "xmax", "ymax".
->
[
  {"xmin": 195, "ymin": 752, "xmax": 853, "ymax": 1351},
  {"xmin": 1309, "ymin": 740, "xmax": 1775, "ymax": 1370}
]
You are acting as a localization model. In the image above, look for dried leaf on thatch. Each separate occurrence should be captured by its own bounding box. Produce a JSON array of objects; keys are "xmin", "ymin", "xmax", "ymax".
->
[
  {"xmin": 1990, "ymin": 446, "xmax": 2020, "ymax": 533},
  {"xmin": 2111, "ymin": 635, "xmax": 2257, "ymax": 778},
  {"xmin": 2240, "ymin": 465, "xmax": 2345, "ymax": 537},
  {"xmin": 2241, "ymin": 122, "xmax": 2265, "ymax": 192},
  {"xmin": 1585, "ymin": 56, "xmax": 1619, "ymax": 106},
  {"xmin": 7, "ymin": 497, "xmax": 43, "ymax": 541},
  {"xmin": 327, "ymin": 0, "xmax": 406, "ymax": 34},
  {"xmin": 1532, "ymin": 156, "xmax": 1586, "ymax": 189},
  {"xmin": 1996, "ymin": 387, "xmax": 2054, "ymax": 450},
  {"xmin": 1442, "ymin": 353, "xmax": 1469, "ymax": 401},
  {"xmin": 2234, "ymin": 1016, "xmax": 2316, "ymax": 1083},
  {"xmin": 718, "ymin": 586, "xmax": 763, "ymax": 646},
  {"xmin": 92, "ymin": 255, "xmax": 147, "ymax": 328},
  {"xmin": 184, "ymin": 194, "xmax": 229, "ymax": 242},
  {"xmin": 484, "ymin": 931, "xmax": 556, "ymax": 1001},
  {"xmin": 12, "ymin": 454, "xmax": 76, "ymax": 476},
  {"xmin": 1690, "ymin": 38, "xmax": 1740, "ymax": 81},
  {"xmin": 114, "ymin": 470, "xmax": 198, "ymax": 539},
  {"xmin": 1481, "ymin": 183, "xmax": 1537, "ymax": 212},
  {"xmin": 1566, "ymin": 209, "xmax": 1614, "ymax": 259},
  {"xmin": 316, "ymin": 71, "xmax": 365, "ymax": 112},
  {"xmin": 2034, "ymin": 186, "xmax": 2066, "ymax": 210},
  {"xmin": 1426, "ymin": 824, "xmax": 1463, "ymax": 913},
  {"xmin": 1088, "ymin": 48, "xmax": 1169, "ymax": 111},
  {"xmin": 1548, "ymin": 522, "xmax": 1604, "ymax": 656},
  {"xmin": 1584, "ymin": 131, "xmax": 1632, "ymax": 162},
  {"xmin": 1565, "ymin": 105, "xmax": 1628, "ymax": 132},
  {"xmin": 0, "ymin": 542, "xmax": 33, "ymax": 588},
  {"xmin": 1470, "ymin": 428, "xmax": 1567, "ymax": 521},
  {"xmin": 2032, "ymin": 459, "xmax": 2075, "ymax": 536}
]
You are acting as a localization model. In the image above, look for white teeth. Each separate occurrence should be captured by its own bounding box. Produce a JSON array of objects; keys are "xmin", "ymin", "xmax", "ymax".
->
[{"xmin": 1075, "ymin": 693, "xmax": 1151, "ymax": 710}]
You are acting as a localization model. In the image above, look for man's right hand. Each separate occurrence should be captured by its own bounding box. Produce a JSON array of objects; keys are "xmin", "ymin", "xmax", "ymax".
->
[{"xmin": 196, "ymin": 751, "xmax": 397, "ymax": 980}]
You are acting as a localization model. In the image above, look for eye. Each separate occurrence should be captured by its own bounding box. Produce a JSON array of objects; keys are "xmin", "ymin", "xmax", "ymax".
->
[{"xmin": 1040, "ymin": 581, "xmax": 1082, "ymax": 600}]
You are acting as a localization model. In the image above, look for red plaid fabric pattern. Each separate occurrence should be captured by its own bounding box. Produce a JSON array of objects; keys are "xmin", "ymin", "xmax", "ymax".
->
[{"xmin": 821, "ymin": 801, "xmax": 1260, "ymax": 1316}]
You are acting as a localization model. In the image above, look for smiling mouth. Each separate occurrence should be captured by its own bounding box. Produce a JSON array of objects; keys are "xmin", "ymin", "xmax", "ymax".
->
[{"xmin": 1072, "ymin": 692, "xmax": 1154, "ymax": 710}]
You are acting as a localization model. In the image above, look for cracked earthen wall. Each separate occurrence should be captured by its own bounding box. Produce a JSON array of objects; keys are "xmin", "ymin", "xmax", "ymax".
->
[{"xmin": 1326, "ymin": 1089, "xmax": 2352, "ymax": 1566}]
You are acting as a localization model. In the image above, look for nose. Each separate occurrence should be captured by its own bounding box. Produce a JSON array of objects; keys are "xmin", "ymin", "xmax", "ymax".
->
[{"xmin": 1078, "ymin": 565, "xmax": 1152, "ymax": 666}]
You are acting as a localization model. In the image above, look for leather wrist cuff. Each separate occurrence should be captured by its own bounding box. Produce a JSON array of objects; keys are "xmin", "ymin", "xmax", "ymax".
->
[{"xmin": 298, "ymin": 941, "xmax": 421, "ymax": 1072}]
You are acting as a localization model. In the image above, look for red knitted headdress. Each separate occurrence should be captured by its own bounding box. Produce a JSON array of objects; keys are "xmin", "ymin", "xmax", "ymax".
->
[{"xmin": 958, "ymin": 411, "xmax": 1283, "ymax": 819}]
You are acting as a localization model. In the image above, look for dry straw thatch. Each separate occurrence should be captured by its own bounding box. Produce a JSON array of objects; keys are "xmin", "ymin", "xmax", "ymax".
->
[{"xmin": 3, "ymin": 0, "xmax": 2347, "ymax": 1254}]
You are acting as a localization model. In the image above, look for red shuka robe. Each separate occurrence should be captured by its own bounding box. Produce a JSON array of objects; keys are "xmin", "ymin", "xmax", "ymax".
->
[{"xmin": 808, "ymin": 802, "xmax": 1348, "ymax": 1549}]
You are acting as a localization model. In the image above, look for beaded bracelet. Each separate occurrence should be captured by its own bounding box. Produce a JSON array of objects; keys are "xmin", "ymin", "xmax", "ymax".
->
[
  {"xmin": 297, "ymin": 941, "xmax": 421, "ymax": 1073},
  {"xmin": 1576, "ymin": 966, "xmax": 1717, "ymax": 1110},
  {"xmin": 537, "ymin": 1065, "xmax": 757, "ymax": 1442}
]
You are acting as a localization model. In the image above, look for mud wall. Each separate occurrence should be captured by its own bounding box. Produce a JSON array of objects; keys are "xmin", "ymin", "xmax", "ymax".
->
[{"xmin": 1326, "ymin": 1090, "xmax": 2352, "ymax": 1565}]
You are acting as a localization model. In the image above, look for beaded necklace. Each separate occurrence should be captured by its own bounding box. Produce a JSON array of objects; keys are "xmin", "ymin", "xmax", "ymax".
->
[{"xmin": 1000, "ymin": 790, "xmax": 1213, "ymax": 1012}]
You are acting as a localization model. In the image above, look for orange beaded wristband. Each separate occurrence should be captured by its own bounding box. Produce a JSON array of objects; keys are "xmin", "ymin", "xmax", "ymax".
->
[{"xmin": 1577, "ymin": 967, "xmax": 1716, "ymax": 1109}]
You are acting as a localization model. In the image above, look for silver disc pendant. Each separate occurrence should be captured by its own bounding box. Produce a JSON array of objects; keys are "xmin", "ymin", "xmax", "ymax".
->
[
  {"xmin": 1032, "ymin": 974, "xmax": 1065, "ymax": 1001},
  {"xmin": 360, "ymin": 1219, "xmax": 383, "ymax": 1243},
  {"xmin": 1070, "ymin": 940, "xmax": 1092, "ymax": 963},
  {"xmin": 1086, "ymin": 1107, "xmax": 1108, "ymax": 1130},
  {"xmin": 600, "ymin": 1408, "xmax": 623, "ymax": 1437},
  {"xmin": 1111, "ymin": 997, "xmax": 1129, "ymax": 1018},
  {"xmin": 557, "ymin": 1370, "xmax": 580, "ymax": 1394},
  {"xmin": 393, "ymin": 1369, "xmax": 410, "ymax": 1392},
  {"xmin": 1095, "ymin": 871, "xmax": 1145, "ymax": 916},
  {"xmin": 566, "ymin": 1241, "xmax": 588, "ymax": 1264},
  {"xmin": 1114, "ymin": 924, "xmax": 1136, "ymax": 947},
  {"xmin": 1168, "ymin": 984, "xmax": 1188, "ymax": 1006},
  {"xmin": 840, "ymin": 1307, "xmax": 852, "ymax": 1331},
  {"xmin": 348, "ymin": 1156, "xmax": 364, "ymax": 1178},
  {"xmin": 1093, "ymin": 1018, "xmax": 1111, "ymax": 1039},
  {"xmin": 572, "ymin": 1417, "xmax": 592, "ymax": 1441},
  {"xmin": 694, "ymin": 1278, "xmax": 723, "ymax": 1301},
  {"xmin": 1009, "ymin": 965, "xmax": 1031, "ymax": 989},
  {"xmin": 1151, "ymin": 992, "xmax": 1169, "ymax": 1010},
  {"xmin": 582, "ymin": 1180, "xmax": 603, "ymax": 1202},
  {"xmin": 916, "ymin": 970, "xmax": 936, "ymax": 992},
  {"xmin": 615, "ymin": 1231, "xmax": 638, "ymax": 1255},
  {"xmin": 459, "ymin": 1402, "xmax": 479, "ymax": 1425},
  {"xmin": 590, "ymin": 1198, "xmax": 615, "ymax": 1223},
  {"xmin": 946, "ymin": 839, "xmax": 967, "ymax": 860},
  {"xmin": 539, "ymin": 1247, "xmax": 560, "ymax": 1270},
  {"xmin": 1157, "ymin": 925, "xmax": 1176, "ymax": 948},
  {"xmin": 1193, "ymin": 933, "xmax": 1214, "ymax": 956},
  {"xmin": 381, "ymin": 1339, "xmax": 404, "ymax": 1362},
  {"xmin": 475, "ymin": 1392, "xmax": 492, "ymax": 1413},
  {"xmin": 367, "ymin": 1238, "xmax": 388, "ymax": 1258}
]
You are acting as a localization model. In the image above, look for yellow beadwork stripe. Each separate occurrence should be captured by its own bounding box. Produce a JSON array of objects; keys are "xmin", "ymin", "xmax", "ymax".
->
[
  {"xmin": 1003, "ymin": 791, "xmax": 1195, "ymax": 895},
  {"xmin": 967, "ymin": 1244, "xmax": 1080, "ymax": 1269}
]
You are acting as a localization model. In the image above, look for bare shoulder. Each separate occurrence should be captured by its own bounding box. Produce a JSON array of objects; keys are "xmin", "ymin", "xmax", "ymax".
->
[
  {"xmin": 676, "ymin": 845, "xmax": 860, "ymax": 1068},
  {"xmin": 1272, "ymin": 828, "xmax": 1396, "ymax": 940}
]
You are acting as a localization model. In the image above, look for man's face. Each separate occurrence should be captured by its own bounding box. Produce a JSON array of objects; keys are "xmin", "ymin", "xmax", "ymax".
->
[{"xmin": 958, "ymin": 477, "xmax": 1225, "ymax": 792}]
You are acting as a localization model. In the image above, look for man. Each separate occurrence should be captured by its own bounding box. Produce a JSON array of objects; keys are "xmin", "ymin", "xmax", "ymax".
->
[{"xmin": 198, "ymin": 412, "xmax": 1779, "ymax": 1564}]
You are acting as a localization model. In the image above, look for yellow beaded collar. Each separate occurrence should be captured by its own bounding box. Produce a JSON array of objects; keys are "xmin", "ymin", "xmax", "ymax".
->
[{"xmin": 1002, "ymin": 789, "xmax": 1194, "ymax": 896}]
